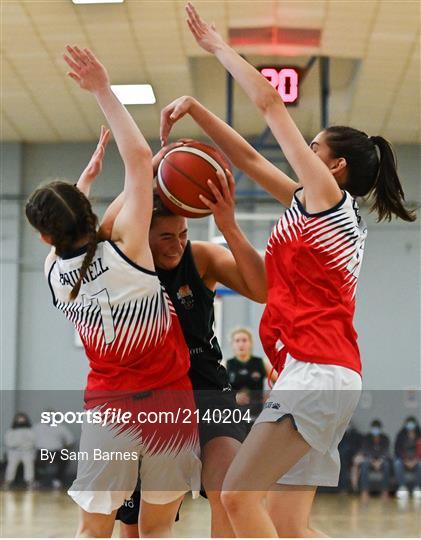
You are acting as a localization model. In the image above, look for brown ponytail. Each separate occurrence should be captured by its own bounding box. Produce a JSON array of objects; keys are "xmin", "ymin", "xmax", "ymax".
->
[
  {"xmin": 369, "ymin": 136, "xmax": 416, "ymax": 222},
  {"xmin": 26, "ymin": 181, "xmax": 99, "ymax": 300},
  {"xmin": 69, "ymin": 192, "xmax": 99, "ymax": 300},
  {"xmin": 325, "ymin": 126, "xmax": 416, "ymax": 222}
]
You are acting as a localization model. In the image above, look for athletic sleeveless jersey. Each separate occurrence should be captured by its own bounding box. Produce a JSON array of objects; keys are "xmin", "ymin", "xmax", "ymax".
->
[
  {"xmin": 47, "ymin": 241, "xmax": 190, "ymax": 394},
  {"xmin": 226, "ymin": 356, "xmax": 266, "ymax": 395},
  {"xmin": 157, "ymin": 241, "xmax": 229, "ymax": 390},
  {"xmin": 226, "ymin": 356, "xmax": 266, "ymax": 417},
  {"xmin": 260, "ymin": 189, "xmax": 367, "ymax": 376}
]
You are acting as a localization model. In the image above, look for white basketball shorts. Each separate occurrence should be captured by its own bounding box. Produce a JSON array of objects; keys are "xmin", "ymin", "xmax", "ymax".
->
[{"xmin": 254, "ymin": 354, "xmax": 362, "ymax": 486}]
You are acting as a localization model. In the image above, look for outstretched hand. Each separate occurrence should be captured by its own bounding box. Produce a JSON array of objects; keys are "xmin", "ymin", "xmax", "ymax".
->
[
  {"xmin": 83, "ymin": 126, "xmax": 110, "ymax": 180},
  {"xmin": 185, "ymin": 2, "xmax": 226, "ymax": 54},
  {"xmin": 160, "ymin": 96, "xmax": 195, "ymax": 146},
  {"xmin": 77, "ymin": 126, "xmax": 111, "ymax": 195},
  {"xmin": 199, "ymin": 168, "xmax": 237, "ymax": 233},
  {"xmin": 63, "ymin": 45, "xmax": 110, "ymax": 93}
]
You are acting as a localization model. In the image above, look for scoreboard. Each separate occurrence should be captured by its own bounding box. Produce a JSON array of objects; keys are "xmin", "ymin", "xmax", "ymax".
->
[{"xmin": 258, "ymin": 66, "xmax": 301, "ymax": 105}]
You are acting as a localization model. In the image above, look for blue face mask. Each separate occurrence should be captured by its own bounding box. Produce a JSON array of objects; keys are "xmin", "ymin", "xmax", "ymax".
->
[
  {"xmin": 371, "ymin": 427, "xmax": 381, "ymax": 436},
  {"xmin": 406, "ymin": 421, "xmax": 416, "ymax": 431}
]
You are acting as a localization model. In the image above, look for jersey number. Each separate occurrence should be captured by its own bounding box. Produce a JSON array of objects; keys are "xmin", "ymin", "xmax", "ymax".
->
[{"xmin": 81, "ymin": 288, "xmax": 116, "ymax": 345}]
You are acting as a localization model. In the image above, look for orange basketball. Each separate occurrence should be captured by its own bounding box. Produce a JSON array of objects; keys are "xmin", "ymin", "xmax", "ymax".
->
[{"xmin": 156, "ymin": 140, "xmax": 231, "ymax": 218}]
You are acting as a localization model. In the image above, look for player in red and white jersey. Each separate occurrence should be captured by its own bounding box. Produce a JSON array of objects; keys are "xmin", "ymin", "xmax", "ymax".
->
[
  {"xmin": 47, "ymin": 238, "xmax": 188, "ymax": 395},
  {"xmin": 261, "ymin": 188, "xmax": 367, "ymax": 376},
  {"xmin": 25, "ymin": 46, "xmax": 200, "ymax": 537},
  {"xmin": 184, "ymin": 4, "xmax": 415, "ymax": 537}
]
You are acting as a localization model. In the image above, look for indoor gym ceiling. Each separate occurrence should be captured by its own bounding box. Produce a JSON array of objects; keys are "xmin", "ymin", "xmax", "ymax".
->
[{"xmin": 1, "ymin": 0, "xmax": 420, "ymax": 144}]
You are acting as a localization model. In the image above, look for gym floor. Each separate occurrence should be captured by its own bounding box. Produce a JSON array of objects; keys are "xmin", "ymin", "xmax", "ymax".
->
[{"xmin": 1, "ymin": 490, "xmax": 420, "ymax": 538}]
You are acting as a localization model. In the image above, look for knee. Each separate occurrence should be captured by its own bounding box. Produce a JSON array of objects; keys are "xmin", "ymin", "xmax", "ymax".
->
[
  {"xmin": 76, "ymin": 515, "xmax": 113, "ymax": 538},
  {"xmin": 139, "ymin": 517, "xmax": 171, "ymax": 538},
  {"xmin": 220, "ymin": 490, "xmax": 244, "ymax": 516},
  {"xmin": 221, "ymin": 490, "xmax": 260, "ymax": 517},
  {"xmin": 138, "ymin": 523, "xmax": 158, "ymax": 537}
]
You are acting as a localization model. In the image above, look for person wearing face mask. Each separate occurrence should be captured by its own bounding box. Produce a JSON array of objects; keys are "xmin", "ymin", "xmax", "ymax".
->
[
  {"xmin": 3, "ymin": 413, "xmax": 36, "ymax": 489},
  {"xmin": 394, "ymin": 416, "xmax": 421, "ymax": 499},
  {"xmin": 33, "ymin": 409, "xmax": 75, "ymax": 489},
  {"xmin": 358, "ymin": 419, "xmax": 391, "ymax": 502}
]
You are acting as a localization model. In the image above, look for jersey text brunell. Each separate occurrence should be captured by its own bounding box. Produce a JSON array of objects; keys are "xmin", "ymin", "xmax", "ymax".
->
[{"xmin": 59, "ymin": 257, "xmax": 109, "ymax": 287}]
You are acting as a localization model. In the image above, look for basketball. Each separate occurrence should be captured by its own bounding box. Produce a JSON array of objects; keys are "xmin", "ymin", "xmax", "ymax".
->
[{"xmin": 156, "ymin": 140, "xmax": 231, "ymax": 218}]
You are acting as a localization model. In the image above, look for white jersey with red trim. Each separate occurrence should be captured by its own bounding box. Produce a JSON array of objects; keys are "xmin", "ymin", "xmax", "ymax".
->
[
  {"xmin": 47, "ymin": 240, "xmax": 190, "ymax": 393},
  {"xmin": 260, "ymin": 189, "xmax": 367, "ymax": 376}
]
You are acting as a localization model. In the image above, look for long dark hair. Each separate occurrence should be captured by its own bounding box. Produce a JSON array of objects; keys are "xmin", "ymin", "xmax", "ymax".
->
[
  {"xmin": 325, "ymin": 126, "xmax": 416, "ymax": 222},
  {"xmin": 26, "ymin": 181, "xmax": 98, "ymax": 300},
  {"xmin": 12, "ymin": 412, "xmax": 32, "ymax": 429}
]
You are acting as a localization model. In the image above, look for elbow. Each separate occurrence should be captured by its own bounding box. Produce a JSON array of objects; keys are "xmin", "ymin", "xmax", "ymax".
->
[
  {"xmin": 256, "ymin": 292, "xmax": 267, "ymax": 304},
  {"xmin": 135, "ymin": 145, "xmax": 153, "ymax": 162},
  {"xmin": 249, "ymin": 287, "xmax": 268, "ymax": 304},
  {"xmin": 255, "ymin": 88, "xmax": 280, "ymax": 114},
  {"xmin": 123, "ymin": 146, "xmax": 153, "ymax": 179},
  {"xmin": 126, "ymin": 145, "xmax": 153, "ymax": 166}
]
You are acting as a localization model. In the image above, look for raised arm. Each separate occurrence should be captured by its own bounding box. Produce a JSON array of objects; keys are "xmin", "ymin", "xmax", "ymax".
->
[
  {"xmin": 186, "ymin": 3, "xmax": 342, "ymax": 213},
  {"xmin": 95, "ymin": 142, "xmax": 185, "ymax": 240},
  {"xmin": 196, "ymin": 169, "xmax": 267, "ymax": 303},
  {"xmin": 76, "ymin": 126, "xmax": 110, "ymax": 198},
  {"xmin": 161, "ymin": 96, "xmax": 297, "ymax": 207},
  {"xmin": 64, "ymin": 45, "xmax": 153, "ymax": 268}
]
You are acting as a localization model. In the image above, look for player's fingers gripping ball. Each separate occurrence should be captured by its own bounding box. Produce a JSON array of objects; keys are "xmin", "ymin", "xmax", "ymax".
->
[{"xmin": 157, "ymin": 140, "xmax": 231, "ymax": 218}]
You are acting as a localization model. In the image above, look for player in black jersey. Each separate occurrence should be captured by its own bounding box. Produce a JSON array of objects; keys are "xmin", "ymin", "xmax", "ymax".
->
[
  {"xmin": 80, "ymin": 143, "xmax": 267, "ymax": 537},
  {"xmin": 226, "ymin": 327, "xmax": 275, "ymax": 432}
]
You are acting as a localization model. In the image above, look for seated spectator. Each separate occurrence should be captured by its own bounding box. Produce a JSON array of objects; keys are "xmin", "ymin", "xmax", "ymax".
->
[
  {"xmin": 358, "ymin": 419, "xmax": 391, "ymax": 502},
  {"xmin": 33, "ymin": 409, "xmax": 75, "ymax": 489},
  {"xmin": 394, "ymin": 416, "xmax": 421, "ymax": 499},
  {"xmin": 3, "ymin": 413, "xmax": 36, "ymax": 489},
  {"xmin": 226, "ymin": 328, "xmax": 275, "ymax": 432},
  {"xmin": 338, "ymin": 422, "xmax": 362, "ymax": 492}
]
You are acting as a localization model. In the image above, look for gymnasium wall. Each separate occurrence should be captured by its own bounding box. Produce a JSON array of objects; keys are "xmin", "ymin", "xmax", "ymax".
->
[{"xmin": 1, "ymin": 139, "xmax": 420, "ymax": 450}]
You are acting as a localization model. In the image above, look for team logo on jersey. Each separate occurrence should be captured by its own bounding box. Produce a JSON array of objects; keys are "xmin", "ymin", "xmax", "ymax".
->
[
  {"xmin": 264, "ymin": 401, "xmax": 281, "ymax": 410},
  {"xmin": 177, "ymin": 284, "xmax": 194, "ymax": 310}
]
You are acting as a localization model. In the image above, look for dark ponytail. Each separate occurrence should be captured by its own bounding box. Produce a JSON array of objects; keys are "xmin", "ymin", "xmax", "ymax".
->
[
  {"xmin": 26, "ymin": 181, "xmax": 99, "ymax": 301},
  {"xmin": 69, "ymin": 194, "xmax": 98, "ymax": 300},
  {"xmin": 369, "ymin": 136, "xmax": 416, "ymax": 222},
  {"xmin": 325, "ymin": 126, "xmax": 416, "ymax": 222}
]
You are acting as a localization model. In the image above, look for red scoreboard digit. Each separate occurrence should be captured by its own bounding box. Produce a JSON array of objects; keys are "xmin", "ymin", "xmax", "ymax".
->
[{"xmin": 259, "ymin": 67, "xmax": 300, "ymax": 105}]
